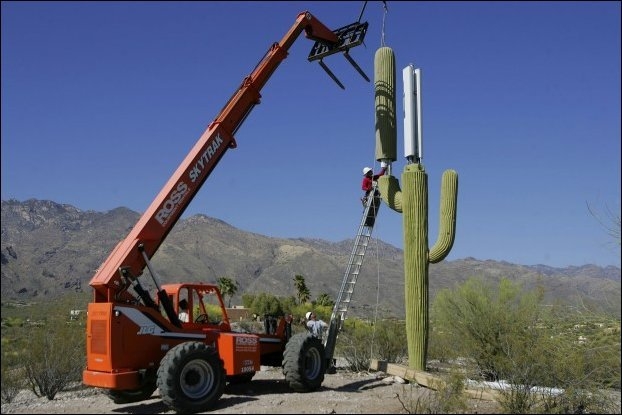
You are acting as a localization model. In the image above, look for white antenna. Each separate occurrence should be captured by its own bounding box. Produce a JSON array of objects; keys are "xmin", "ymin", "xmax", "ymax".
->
[{"xmin": 402, "ymin": 64, "xmax": 422, "ymax": 163}]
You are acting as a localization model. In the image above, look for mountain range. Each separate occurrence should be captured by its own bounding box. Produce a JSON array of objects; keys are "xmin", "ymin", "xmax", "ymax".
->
[{"xmin": 2, "ymin": 199, "xmax": 620, "ymax": 318}]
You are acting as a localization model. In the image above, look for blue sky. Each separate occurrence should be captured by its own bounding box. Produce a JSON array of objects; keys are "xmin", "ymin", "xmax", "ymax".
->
[{"xmin": 2, "ymin": 1, "xmax": 620, "ymax": 268}]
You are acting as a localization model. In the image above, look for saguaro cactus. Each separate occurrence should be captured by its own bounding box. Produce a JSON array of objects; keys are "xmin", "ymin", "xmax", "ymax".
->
[
  {"xmin": 374, "ymin": 46, "xmax": 458, "ymax": 371},
  {"xmin": 378, "ymin": 168, "xmax": 457, "ymax": 370}
]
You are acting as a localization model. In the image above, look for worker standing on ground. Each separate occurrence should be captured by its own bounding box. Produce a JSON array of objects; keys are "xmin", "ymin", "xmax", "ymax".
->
[
  {"xmin": 305, "ymin": 311, "xmax": 328, "ymax": 339},
  {"xmin": 361, "ymin": 162, "xmax": 388, "ymax": 206}
]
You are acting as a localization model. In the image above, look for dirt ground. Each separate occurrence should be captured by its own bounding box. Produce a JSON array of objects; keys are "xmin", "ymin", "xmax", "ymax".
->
[{"xmin": 1, "ymin": 366, "xmax": 502, "ymax": 414}]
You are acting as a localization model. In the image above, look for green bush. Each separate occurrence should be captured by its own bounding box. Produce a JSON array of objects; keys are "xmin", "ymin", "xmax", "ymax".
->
[
  {"xmin": 432, "ymin": 277, "xmax": 546, "ymax": 382},
  {"xmin": 249, "ymin": 292, "xmax": 284, "ymax": 316},
  {"xmin": 23, "ymin": 318, "xmax": 85, "ymax": 400},
  {"xmin": 1, "ymin": 352, "xmax": 24, "ymax": 403},
  {"xmin": 1, "ymin": 293, "xmax": 88, "ymax": 400},
  {"xmin": 371, "ymin": 319, "xmax": 408, "ymax": 364},
  {"xmin": 395, "ymin": 370, "xmax": 468, "ymax": 414},
  {"xmin": 431, "ymin": 276, "xmax": 621, "ymax": 414},
  {"xmin": 335, "ymin": 319, "xmax": 374, "ymax": 371},
  {"xmin": 335, "ymin": 317, "xmax": 408, "ymax": 371}
]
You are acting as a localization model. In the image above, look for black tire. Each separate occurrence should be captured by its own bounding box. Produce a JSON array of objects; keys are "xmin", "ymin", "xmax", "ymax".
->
[
  {"xmin": 157, "ymin": 341, "xmax": 225, "ymax": 413},
  {"xmin": 104, "ymin": 380, "xmax": 157, "ymax": 404},
  {"xmin": 282, "ymin": 333, "xmax": 326, "ymax": 392}
]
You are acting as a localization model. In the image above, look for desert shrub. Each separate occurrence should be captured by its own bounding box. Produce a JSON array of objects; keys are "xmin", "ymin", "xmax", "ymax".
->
[
  {"xmin": 0, "ymin": 293, "xmax": 88, "ymax": 401},
  {"xmin": 23, "ymin": 320, "xmax": 85, "ymax": 400},
  {"xmin": 308, "ymin": 304, "xmax": 332, "ymax": 322},
  {"xmin": 537, "ymin": 386, "xmax": 619, "ymax": 414},
  {"xmin": 314, "ymin": 293, "xmax": 334, "ymax": 307},
  {"xmin": 433, "ymin": 277, "xmax": 546, "ymax": 382},
  {"xmin": 1, "ymin": 316, "xmax": 25, "ymax": 328},
  {"xmin": 427, "ymin": 325, "xmax": 457, "ymax": 364},
  {"xmin": 395, "ymin": 371, "xmax": 468, "ymax": 414},
  {"xmin": 334, "ymin": 319, "xmax": 373, "ymax": 371},
  {"xmin": 1, "ymin": 352, "xmax": 24, "ymax": 403},
  {"xmin": 278, "ymin": 296, "xmax": 297, "ymax": 315},
  {"xmin": 17, "ymin": 297, "xmax": 86, "ymax": 400},
  {"xmin": 433, "ymin": 371, "xmax": 469, "ymax": 413},
  {"xmin": 371, "ymin": 319, "xmax": 408, "ymax": 364},
  {"xmin": 432, "ymin": 276, "xmax": 621, "ymax": 414},
  {"xmin": 249, "ymin": 292, "xmax": 284, "ymax": 316},
  {"xmin": 335, "ymin": 318, "xmax": 407, "ymax": 371},
  {"xmin": 241, "ymin": 293, "xmax": 255, "ymax": 308}
]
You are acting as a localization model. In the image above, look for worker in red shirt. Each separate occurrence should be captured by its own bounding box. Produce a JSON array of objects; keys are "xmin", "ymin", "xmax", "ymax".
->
[{"xmin": 361, "ymin": 162, "xmax": 387, "ymax": 206}]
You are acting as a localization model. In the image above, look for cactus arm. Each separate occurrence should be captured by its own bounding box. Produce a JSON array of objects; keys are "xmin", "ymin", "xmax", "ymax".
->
[
  {"xmin": 428, "ymin": 169, "xmax": 458, "ymax": 263},
  {"xmin": 377, "ymin": 175, "xmax": 403, "ymax": 213}
]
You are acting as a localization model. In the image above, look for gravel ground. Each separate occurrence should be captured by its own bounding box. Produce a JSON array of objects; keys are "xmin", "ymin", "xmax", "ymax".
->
[{"xmin": 1, "ymin": 366, "xmax": 502, "ymax": 414}]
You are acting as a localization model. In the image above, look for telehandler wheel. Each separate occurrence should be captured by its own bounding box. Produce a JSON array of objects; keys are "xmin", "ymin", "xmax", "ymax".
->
[
  {"xmin": 157, "ymin": 341, "xmax": 225, "ymax": 413},
  {"xmin": 282, "ymin": 333, "xmax": 326, "ymax": 392}
]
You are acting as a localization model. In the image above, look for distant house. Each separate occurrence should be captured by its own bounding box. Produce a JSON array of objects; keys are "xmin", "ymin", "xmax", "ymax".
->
[{"xmin": 226, "ymin": 306, "xmax": 250, "ymax": 321}]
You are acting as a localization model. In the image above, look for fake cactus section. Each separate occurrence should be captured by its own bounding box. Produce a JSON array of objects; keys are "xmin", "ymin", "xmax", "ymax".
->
[
  {"xmin": 374, "ymin": 46, "xmax": 458, "ymax": 371},
  {"xmin": 374, "ymin": 46, "xmax": 397, "ymax": 161}
]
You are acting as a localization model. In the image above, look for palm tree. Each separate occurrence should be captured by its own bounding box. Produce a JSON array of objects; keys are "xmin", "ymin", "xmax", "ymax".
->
[
  {"xmin": 315, "ymin": 293, "xmax": 334, "ymax": 308},
  {"xmin": 216, "ymin": 277, "xmax": 239, "ymax": 308},
  {"xmin": 293, "ymin": 274, "xmax": 310, "ymax": 305}
]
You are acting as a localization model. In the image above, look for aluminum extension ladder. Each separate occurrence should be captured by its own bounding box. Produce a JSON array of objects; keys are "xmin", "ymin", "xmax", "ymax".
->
[{"xmin": 323, "ymin": 187, "xmax": 381, "ymax": 368}]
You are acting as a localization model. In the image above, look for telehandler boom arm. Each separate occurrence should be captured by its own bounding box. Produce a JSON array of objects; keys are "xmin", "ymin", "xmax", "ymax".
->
[{"xmin": 89, "ymin": 11, "xmax": 368, "ymax": 304}]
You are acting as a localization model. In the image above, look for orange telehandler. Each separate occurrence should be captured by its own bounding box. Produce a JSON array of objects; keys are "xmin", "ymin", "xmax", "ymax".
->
[{"xmin": 82, "ymin": 10, "xmax": 369, "ymax": 413}]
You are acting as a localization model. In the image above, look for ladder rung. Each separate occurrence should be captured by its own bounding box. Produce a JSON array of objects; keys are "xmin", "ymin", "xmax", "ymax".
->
[{"xmin": 329, "ymin": 187, "xmax": 381, "ymax": 337}]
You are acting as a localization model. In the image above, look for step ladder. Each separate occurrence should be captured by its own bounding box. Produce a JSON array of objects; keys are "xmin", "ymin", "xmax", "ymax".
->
[{"xmin": 323, "ymin": 187, "xmax": 381, "ymax": 367}]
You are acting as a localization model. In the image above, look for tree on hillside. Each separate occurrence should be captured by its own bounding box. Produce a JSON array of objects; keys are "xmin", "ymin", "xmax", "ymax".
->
[
  {"xmin": 293, "ymin": 274, "xmax": 310, "ymax": 305},
  {"xmin": 587, "ymin": 201, "xmax": 621, "ymax": 248},
  {"xmin": 217, "ymin": 276, "xmax": 239, "ymax": 307}
]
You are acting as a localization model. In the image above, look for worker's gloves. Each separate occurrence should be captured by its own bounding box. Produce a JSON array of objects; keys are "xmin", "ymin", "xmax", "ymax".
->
[{"xmin": 380, "ymin": 161, "xmax": 389, "ymax": 168}]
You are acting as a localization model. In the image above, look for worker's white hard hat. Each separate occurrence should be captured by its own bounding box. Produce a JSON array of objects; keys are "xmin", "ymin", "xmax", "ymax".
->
[
  {"xmin": 305, "ymin": 311, "xmax": 312, "ymax": 320},
  {"xmin": 363, "ymin": 167, "xmax": 372, "ymax": 175}
]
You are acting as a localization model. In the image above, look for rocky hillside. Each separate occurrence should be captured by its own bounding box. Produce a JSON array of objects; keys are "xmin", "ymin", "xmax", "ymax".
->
[{"xmin": 2, "ymin": 199, "xmax": 620, "ymax": 318}]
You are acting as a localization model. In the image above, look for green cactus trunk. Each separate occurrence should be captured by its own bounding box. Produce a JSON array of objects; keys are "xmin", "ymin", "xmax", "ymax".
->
[{"xmin": 402, "ymin": 164, "xmax": 429, "ymax": 369}]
